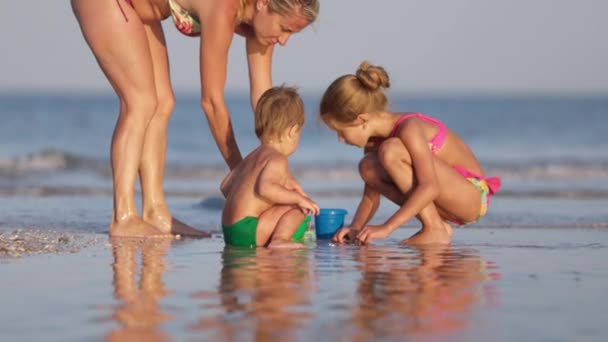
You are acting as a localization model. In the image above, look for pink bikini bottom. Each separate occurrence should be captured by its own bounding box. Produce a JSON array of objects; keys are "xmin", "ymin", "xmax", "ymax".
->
[{"xmin": 451, "ymin": 166, "xmax": 501, "ymax": 225}]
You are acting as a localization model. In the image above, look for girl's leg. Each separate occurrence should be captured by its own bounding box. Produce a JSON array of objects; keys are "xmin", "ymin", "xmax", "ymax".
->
[
  {"xmin": 136, "ymin": 21, "xmax": 208, "ymax": 238},
  {"xmin": 362, "ymin": 146, "xmax": 451, "ymax": 244},
  {"xmin": 256, "ymin": 206, "xmax": 306, "ymax": 249},
  {"xmin": 377, "ymin": 138, "xmax": 483, "ymax": 243},
  {"xmin": 71, "ymin": 0, "xmax": 168, "ymax": 237}
]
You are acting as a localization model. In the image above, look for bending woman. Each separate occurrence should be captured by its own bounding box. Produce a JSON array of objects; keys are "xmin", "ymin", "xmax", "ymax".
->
[{"xmin": 71, "ymin": 0, "xmax": 319, "ymax": 237}]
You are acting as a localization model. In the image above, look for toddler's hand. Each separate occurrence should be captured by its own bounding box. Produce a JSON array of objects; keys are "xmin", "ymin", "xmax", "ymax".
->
[{"xmin": 298, "ymin": 197, "xmax": 320, "ymax": 216}]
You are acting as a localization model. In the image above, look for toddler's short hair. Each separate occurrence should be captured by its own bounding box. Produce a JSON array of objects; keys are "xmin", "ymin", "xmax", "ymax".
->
[{"xmin": 255, "ymin": 85, "xmax": 305, "ymax": 139}]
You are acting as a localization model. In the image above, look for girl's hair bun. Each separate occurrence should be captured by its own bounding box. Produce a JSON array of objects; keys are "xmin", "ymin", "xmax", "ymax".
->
[{"xmin": 355, "ymin": 61, "xmax": 390, "ymax": 91}]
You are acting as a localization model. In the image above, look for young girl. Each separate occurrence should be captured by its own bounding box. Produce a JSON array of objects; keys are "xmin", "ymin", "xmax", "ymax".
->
[{"xmin": 319, "ymin": 61, "xmax": 500, "ymax": 245}]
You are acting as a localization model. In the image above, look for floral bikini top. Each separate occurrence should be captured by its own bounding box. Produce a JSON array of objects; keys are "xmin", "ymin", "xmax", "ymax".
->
[
  {"xmin": 116, "ymin": 0, "xmax": 200, "ymax": 36},
  {"xmin": 168, "ymin": 0, "xmax": 201, "ymax": 37},
  {"xmin": 370, "ymin": 113, "xmax": 448, "ymax": 154}
]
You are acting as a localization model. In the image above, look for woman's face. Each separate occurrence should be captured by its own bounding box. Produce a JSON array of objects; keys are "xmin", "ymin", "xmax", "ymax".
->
[{"xmin": 252, "ymin": 1, "xmax": 310, "ymax": 46}]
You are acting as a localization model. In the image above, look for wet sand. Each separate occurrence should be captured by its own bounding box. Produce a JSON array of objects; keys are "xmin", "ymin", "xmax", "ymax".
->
[
  {"xmin": 0, "ymin": 229, "xmax": 100, "ymax": 258},
  {"xmin": 0, "ymin": 195, "xmax": 607, "ymax": 341}
]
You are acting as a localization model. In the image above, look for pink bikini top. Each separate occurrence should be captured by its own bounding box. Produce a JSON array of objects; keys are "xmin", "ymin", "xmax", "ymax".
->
[{"xmin": 373, "ymin": 113, "xmax": 447, "ymax": 154}]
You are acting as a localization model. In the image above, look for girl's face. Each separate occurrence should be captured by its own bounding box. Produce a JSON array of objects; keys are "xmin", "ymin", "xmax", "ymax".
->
[
  {"xmin": 325, "ymin": 115, "xmax": 371, "ymax": 148},
  {"xmin": 251, "ymin": 1, "xmax": 309, "ymax": 46}
]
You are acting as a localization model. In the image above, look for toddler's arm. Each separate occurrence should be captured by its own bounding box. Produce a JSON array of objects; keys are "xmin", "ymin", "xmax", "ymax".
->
[
  {"xmin": 220, "ymin": 169, "xmax": 235, "ymax": 198},
  {"xmin": 256, "ymin": 157, "xmax": 319, "ymax": 215}
]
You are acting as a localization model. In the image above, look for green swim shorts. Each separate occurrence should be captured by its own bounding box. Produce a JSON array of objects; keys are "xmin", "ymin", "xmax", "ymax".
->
[{"xmin": 223, "ymin": 215, "xmax": 310, "ymax": 247}]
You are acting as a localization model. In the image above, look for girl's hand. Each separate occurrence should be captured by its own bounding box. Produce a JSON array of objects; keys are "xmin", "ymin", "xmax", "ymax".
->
[
  {"xmin": 355, "ymin": 225, "xmax": 391, "ymax": 245},
  {"xmin": 332, "ymin": 226, "xmax": 359, "ymax": 244}
]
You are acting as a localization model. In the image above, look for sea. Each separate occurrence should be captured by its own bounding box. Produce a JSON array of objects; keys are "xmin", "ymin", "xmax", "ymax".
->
[{"xmin": 1, "ymin": 92, "xmax": 607, "ymax": 229}]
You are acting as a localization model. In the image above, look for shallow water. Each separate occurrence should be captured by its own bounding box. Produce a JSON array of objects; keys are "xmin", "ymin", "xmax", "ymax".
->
[{"xmin": 1, "ymin": 227, "xmax": 607, "ymax": 341}]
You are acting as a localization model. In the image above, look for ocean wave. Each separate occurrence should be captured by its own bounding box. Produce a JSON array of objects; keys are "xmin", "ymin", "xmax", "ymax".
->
[
  {"xmin": 0, "ymin": 149, "xmax": 98, "ymax": 174},
  {"xmin": 2, "ymin": 149, "xmax": 608, "ymax": 181},
  {"xmin": 1, "ymin": 184, "xmax": 608, "ymax": 199}
]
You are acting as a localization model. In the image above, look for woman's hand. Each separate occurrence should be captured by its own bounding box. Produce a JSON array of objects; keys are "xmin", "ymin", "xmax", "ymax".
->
[{"xmin": 355, "ymin": 225, "xmax": 392, "ymax": 245}]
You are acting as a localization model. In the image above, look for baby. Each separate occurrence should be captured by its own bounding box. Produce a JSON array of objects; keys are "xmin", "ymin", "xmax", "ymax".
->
[{"xmin": 221, "ymin": 86, "xmax": 319, "ymax": 248}]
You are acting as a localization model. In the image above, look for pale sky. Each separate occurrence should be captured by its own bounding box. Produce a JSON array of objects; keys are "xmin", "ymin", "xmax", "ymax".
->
[{"xmin": 1, "ymin": 0, "xmax": 607, "ymax": 94}]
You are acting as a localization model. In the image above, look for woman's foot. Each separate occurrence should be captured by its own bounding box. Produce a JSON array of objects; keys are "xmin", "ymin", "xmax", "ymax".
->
[
  {"xmin": 143, "ymin": 207, "xmax": 211, "ymax": 238},
  {"xmin": 400, "ymin": 221, "xmax": 452, "ymax": 245},
  {"xmin": 110, "ymin": 216, "xmax": 172, "ymax": 238}
]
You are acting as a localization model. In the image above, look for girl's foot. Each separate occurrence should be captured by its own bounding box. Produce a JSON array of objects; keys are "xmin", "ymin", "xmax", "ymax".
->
[{"xmin": 401, "ymin": 221, "xmax": 452, "ymax": 245}]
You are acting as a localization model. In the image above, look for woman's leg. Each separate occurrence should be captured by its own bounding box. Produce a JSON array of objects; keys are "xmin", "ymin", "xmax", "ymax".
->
[
  {"xmin": 136, "ymin": 21, "xmax": 209, "ymax": 237},
  {"xmin": 71, "ymin": 0, "xmax": 168, "ymax": 237}
]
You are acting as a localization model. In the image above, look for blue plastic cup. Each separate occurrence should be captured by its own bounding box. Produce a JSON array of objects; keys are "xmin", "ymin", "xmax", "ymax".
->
[{"xmin": 314, "ymin": 208, "xmax": 348, "ymax": 240}]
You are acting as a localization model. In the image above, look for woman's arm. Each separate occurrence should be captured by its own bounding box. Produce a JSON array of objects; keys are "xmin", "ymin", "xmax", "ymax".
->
[
  {"xmin": 198, "ymin": 9, "xmax": 242, "ymax": 170},
  {"xmin": 246, "ymin": 36, "xmax": 274, "ymax": 111}
]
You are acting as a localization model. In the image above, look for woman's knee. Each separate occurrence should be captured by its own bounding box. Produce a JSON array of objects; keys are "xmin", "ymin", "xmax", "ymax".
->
[
  {"xmin": 154, "ymin": 90, "xmax": 175, "ymax": 122},
  {"xmin": 121, "ymin": 92, "xmax": 158, "ymax": 125}
]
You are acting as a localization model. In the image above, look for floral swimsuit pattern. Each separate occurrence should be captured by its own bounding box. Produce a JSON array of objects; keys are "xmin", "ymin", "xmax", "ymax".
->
[{"xmin": 168, "ymin": 0, "xmax": 201, "ymax": 36}]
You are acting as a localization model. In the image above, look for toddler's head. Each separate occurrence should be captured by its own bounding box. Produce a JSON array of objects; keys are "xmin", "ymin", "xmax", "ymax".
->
[{"xmin": 255, "ymin": 85, "xmax": 305, "ymax": 153}]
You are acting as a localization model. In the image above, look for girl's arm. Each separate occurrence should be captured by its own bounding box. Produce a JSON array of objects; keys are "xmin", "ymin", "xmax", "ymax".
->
[
  {"xmin": 198, "ymin": 6, "xmax": 242, "ymax": 170},
  {"xmin": 388, "ymin": 121, "xmax": 441, "ymax": 228},
  {"xmin": 256, "ymin": 157, "xmax": 320, "ymax": 215},
  {"xmin": 333, "ymin": 147, "xmax": 381, "ymax": 243},
  {"xmin": 356, "ymin": 121, "xmax": 440, "ymax": 243},
  {"xmin": 333, "ymin": 184, "xmax": 381, "ymax": 243},
  {"xmin": 349, "ymin": 184, "xmax": 380, "ymax": 230},
  {"xmin": 351, "ymin": 146, "xmax": 382, "ymax": 229},
  {"xmin": 246, "ymin": 36, "xmax": 274, "ymax": 111}
]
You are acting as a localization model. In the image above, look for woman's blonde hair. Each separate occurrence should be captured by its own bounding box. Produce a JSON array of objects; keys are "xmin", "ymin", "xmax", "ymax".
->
[
  {"xmin": 319, "ymin": 61, "xmax": 391, "ymax": 124},
  {"xmin": 255, "ymin": 85, "xmax": 305, "ymax": 140},
  {"xmin": 239, "ymin": 0, "xmax": 320, "ymax": 23}
]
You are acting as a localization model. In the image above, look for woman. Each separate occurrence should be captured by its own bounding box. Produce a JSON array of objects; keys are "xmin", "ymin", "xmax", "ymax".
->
[{"xmin": 71, "ymin": 0, "xmax": 320, "ymax": 238}]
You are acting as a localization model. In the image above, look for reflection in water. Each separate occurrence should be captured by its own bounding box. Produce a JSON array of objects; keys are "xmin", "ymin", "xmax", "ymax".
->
[
  {"xmin": 192, "ymin": 247, "xmax": 314, "ymax": 341},
  {"xmin": 348, "ymin": 245, "xmax": 499, "ymax": 339},
  {"xmin": 106, "ymin": 238, "xmax": 173, "ymax": 342},
  {"xmin": 189, "ymin": 244, "xmax": 499, "ymax": 341}
]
